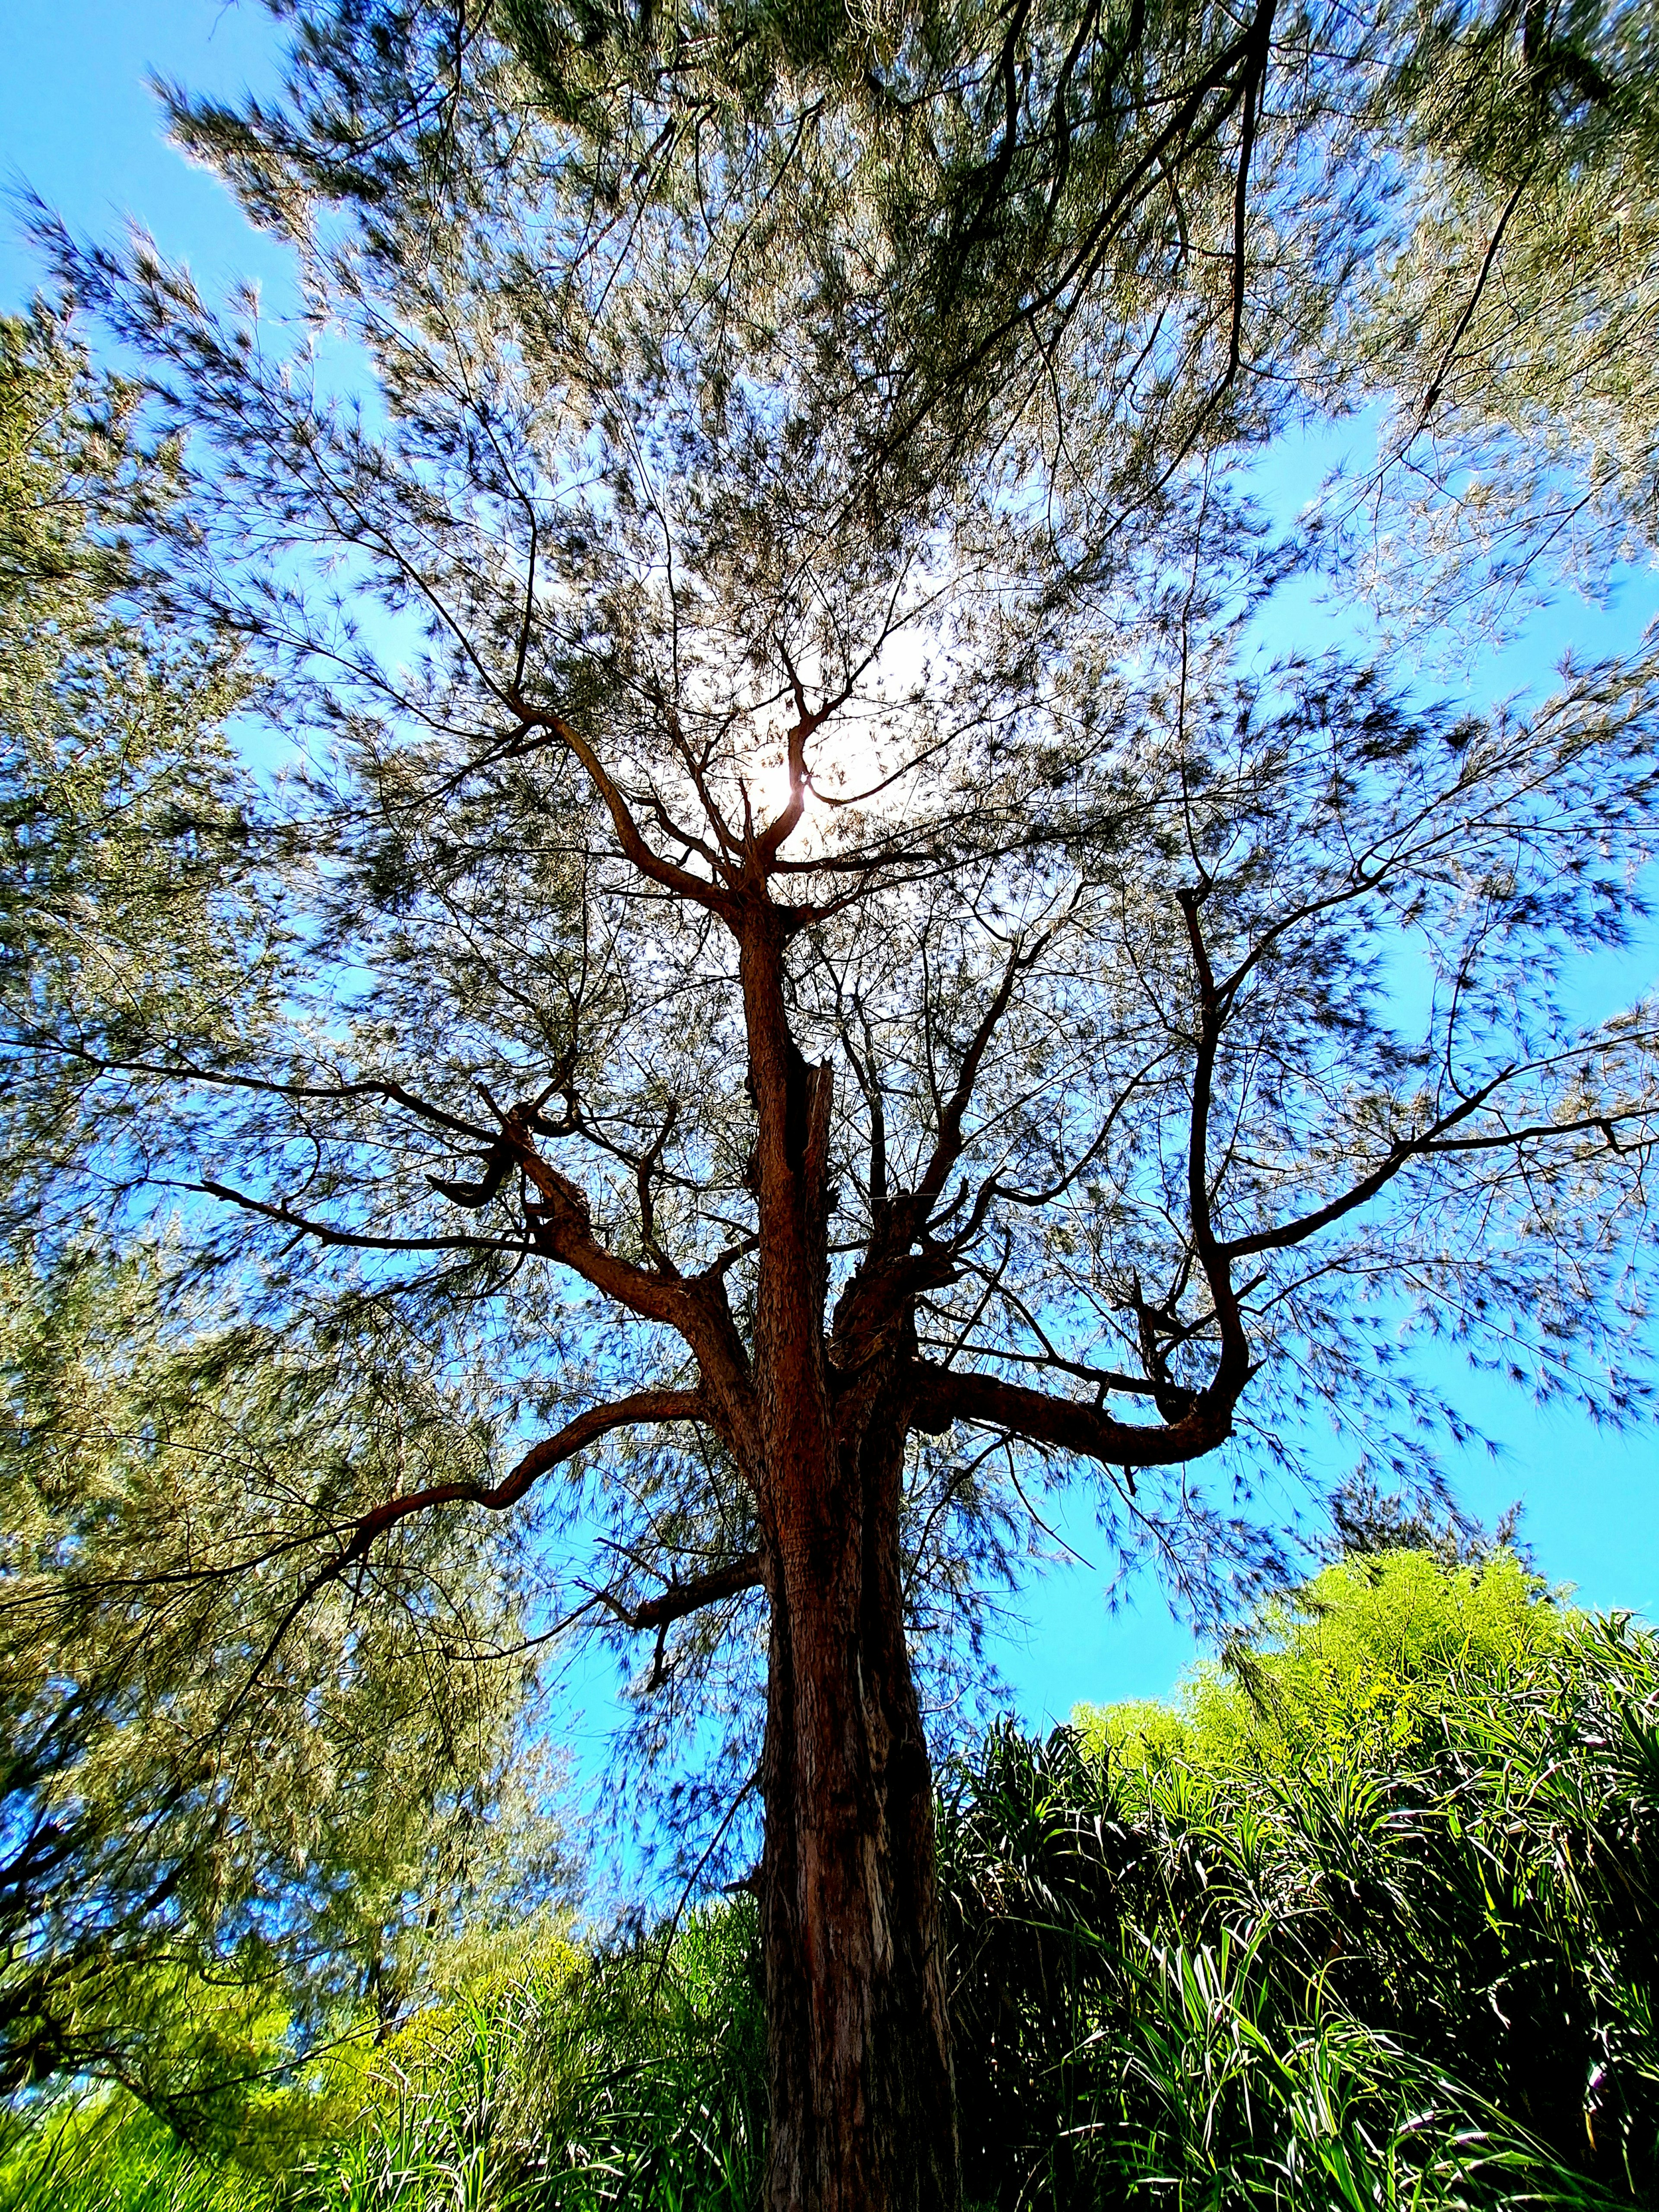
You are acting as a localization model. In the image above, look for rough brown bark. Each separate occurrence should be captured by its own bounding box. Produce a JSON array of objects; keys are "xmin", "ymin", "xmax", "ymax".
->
[
  {"xmin": 739, "ymin": 901, "xmax": 960, "ymax": 2212},
  {"xmin": 759, "ymin": 1399, "xmax": 959, "ymax": 2212}
]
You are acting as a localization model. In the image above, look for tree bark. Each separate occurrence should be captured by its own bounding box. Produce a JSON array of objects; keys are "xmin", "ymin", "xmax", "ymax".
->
[
  {"xmin": 739, "ymin": 910, "xmax": 959, "ymax": 2210},
  {"xmin": 759, "ymin": 1400, "xmax": 960, "ymax": 2212}
]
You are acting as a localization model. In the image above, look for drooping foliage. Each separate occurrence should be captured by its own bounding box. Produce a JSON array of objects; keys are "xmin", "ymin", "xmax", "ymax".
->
[
  {"xmin": 181, "ymin": 0, "xmax": 1659, "ymax": 582},
  {"xmin": 0, "ymin": 308, "xmax": 572, "ymax": 2139},
  {"xmin": 0, "ymin": 305, "xmax": 263, "ymax": 1218},
  {"xmin": 0, "ymin": 1244, "xmax": 572, "ymax": 2139},
  {"xmin": 1341, "ymin": 0, "xmax": 1659, "ymax": 626}
]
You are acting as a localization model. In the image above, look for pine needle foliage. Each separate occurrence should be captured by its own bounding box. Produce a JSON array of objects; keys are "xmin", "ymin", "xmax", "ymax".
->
[
  {"xmin": 0, "ymin": 311, "xmax": 574, "ymax": 2133},
  {"xmin": 0, "ymin": 1237, "xmax": 573, "ymax": 2142}
]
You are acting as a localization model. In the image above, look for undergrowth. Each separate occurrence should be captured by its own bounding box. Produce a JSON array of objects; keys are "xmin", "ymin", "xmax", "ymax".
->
[{"xmin": 8, "ymin": 1554, "xmax": 1658, "ymax": 2210}]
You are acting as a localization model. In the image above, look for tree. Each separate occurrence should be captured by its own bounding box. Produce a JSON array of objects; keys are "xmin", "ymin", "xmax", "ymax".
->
[
  {"xmin": 0, "ymin": 301, "xmax": 259, "ymax": 1219},
  {"xmin": 0, "ymin": 308, "xmax": 570, "ymax": 2143},
  {"xmin": 0, "ymin": 1243, "xmax": 571, "ymax": 2146},
  {"xmin": 22, "ymin": 0, "xmax": 1659, "ymax": 2202}
]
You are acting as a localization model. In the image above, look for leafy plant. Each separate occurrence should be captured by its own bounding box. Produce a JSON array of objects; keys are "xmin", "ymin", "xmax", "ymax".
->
[
  {"xmin": 942, "ymin": 1557, "xmax": 1659, "ymax": 2207},
  {"xmin": 276, "ymin": 1907, "xmax": 765, "ymax": 2212}
]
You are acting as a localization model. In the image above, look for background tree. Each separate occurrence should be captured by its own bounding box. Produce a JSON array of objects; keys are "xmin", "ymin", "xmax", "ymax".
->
[
  {"xmin": 0, "ymin": 301, "xmax": 262, "ymax": 1217},
  {"xmin": 0, "ymin": 1245, "xmax": 571, "ymax": 2148},
  {"xmin": 0, "ymin": 307, "xmax": 571, "ymax": 2146},
  {"xmin": 16, "ymin": 0, "xmax": 1659, "ymax": 2203}
]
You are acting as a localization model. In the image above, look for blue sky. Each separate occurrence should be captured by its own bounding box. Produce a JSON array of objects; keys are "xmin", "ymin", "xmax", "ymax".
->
[{"xmin": 6, "ymin": 1, "xmax": 1659, "ymax": 1751}]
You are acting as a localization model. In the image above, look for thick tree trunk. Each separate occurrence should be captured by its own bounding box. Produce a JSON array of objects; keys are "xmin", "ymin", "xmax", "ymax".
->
[
  {"xmin": 758, "ymin": 1411, "xmax": 960, "ymax": 2212},
  {"xmin": 737, "ymin": 919, "xmax": 958, "ymax": 2209}
]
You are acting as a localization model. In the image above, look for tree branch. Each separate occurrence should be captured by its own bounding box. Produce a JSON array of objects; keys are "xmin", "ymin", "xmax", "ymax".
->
[
  {"xmin": 1223, "ymin": 1094, "xmax": 1654, "ymax": 1257},
  {"xmin": 908, "ymin": 1360, "xmax": 1235, "ymax": 1466},
  {"xmin": 914, "ymin": 922, "xmax": 1062, "ymax": 1220},
  {"xmin": 589, "ymin": 1549, "xmax": 766, "ymax": 1634},
  {"xmin": 425, "ymin": 1100, "xmax": 763, "ymax": 1462},
  {"xmin": 1415, "ymin": 170, "xmax": 1532, "ymax": 429},
  {"xmin": 1175, "ymin": 885, "xmax": 1252, "ymax": 1401},
  {"xmin": 198, "ymin": 1182, "xmax": 511, "ymax": 1255},
  {"xmin": 1218, "ymin": 1071, "xmax": 1516, "ymax": 1258},
  {"xmin": 754, "ymin": 642, "xmax": 839, "ymax": 864},
  {"xmin": 511, "ymin": 701, "xmax": 738, "ymax": 919},
  {"xmin": 334, "ymin": 1389, "xmax": 709, "ymax": 1569}
]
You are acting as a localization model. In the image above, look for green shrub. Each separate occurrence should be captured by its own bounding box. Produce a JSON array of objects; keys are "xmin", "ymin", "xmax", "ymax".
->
[
  {"xmin": 943, "ymin": 1553, "xmax": 1659, "ymax": 2208},
  {"xmin": 280, "ymin": 1904, "xmax": 765, "ymax": 2212},
  {"xmin": 0, "ymin": 1912, "xmax": 764, "ymax": 2212},
  {"xmin": 0, "ymin": 2099, "xmax": 274, "ymax": 2212},
  {"xmin": 1076, "ymin": 1549, "xmax": 1567, "ymax": 1775}
]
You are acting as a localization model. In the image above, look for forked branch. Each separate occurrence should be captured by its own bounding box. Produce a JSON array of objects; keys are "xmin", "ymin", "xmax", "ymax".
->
[{"xmin": 509, "ymin": 700, "xmax": 738, "ymax": 919}]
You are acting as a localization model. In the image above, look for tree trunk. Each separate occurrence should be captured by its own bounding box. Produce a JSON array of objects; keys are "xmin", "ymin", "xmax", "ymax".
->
[
  {"xmin": 759, "ymin": 1407, "xmax": 960, "ymax": 2212},
  {"xmin": 737, "ymin": 923, "xmax": 958, "ymax": 2208}
]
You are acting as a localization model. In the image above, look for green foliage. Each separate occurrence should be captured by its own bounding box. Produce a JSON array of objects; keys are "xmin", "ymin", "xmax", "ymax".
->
[
  {"xmin": 0, "ymin": 299, "xmax": 170, "ymax": 609},
  {"xmin": 0, "ymin": 1236, "xmax": 573, "ymax": 2134},
  {"xmin": 0, "ymin": 305, "xmax": 576, "ymax": 2133},
  {"xmin": 1343, "ymin": 0, "xmax": 1659, "ymax": 625},
  {"xmin": 1077, "ymin": 1547, "xmax": 1568, "ymax": 1771},
  {"xmin": 943, "ymin": 1554, "xmax": 1659, "ymax": 2206},
  {"xmin": 0, "ymin": 1912, "xmax": 766, "ymax": 2212},
  {"xmin": 0, "ymin": 2096, "xmax": 276, "ymax": 2212},
  {"xmin": 480, "ymin": 0, "xmax": 1659, "ymax": 615},
  {"xmin": 0, "ymin": 304, "xmax": 267, "ymax": 1216},
  {"xmin": 305, "ymin": 1904, "xmax": 764, "ymax": 2210}
]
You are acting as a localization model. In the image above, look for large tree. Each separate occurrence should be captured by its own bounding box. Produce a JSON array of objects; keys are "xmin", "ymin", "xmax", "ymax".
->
[
  {"xmin": 20, "ymin": 0, "xmax": 1659, "ymax": 2201},
  {"xmin": 0, "ymin": 1241, "xmax": 570, "ymax": 2143}
]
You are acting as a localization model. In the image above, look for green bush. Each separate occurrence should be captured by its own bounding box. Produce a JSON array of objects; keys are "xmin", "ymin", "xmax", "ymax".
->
[
  {"xmin": 282, "ymin": 1903, "xmax": 764, "ymax": 2212},
  {"xmin": 942, "ymin": 1554, "xmax": 1659, "ymax": 2208},
  {"xmin": 0, "ymin": 2100, "xmax": 273, "ymax": 2212},
  {"xmin": 1077, "ymin": 1549, "xmax": 1567, "ymax": 1775}
]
